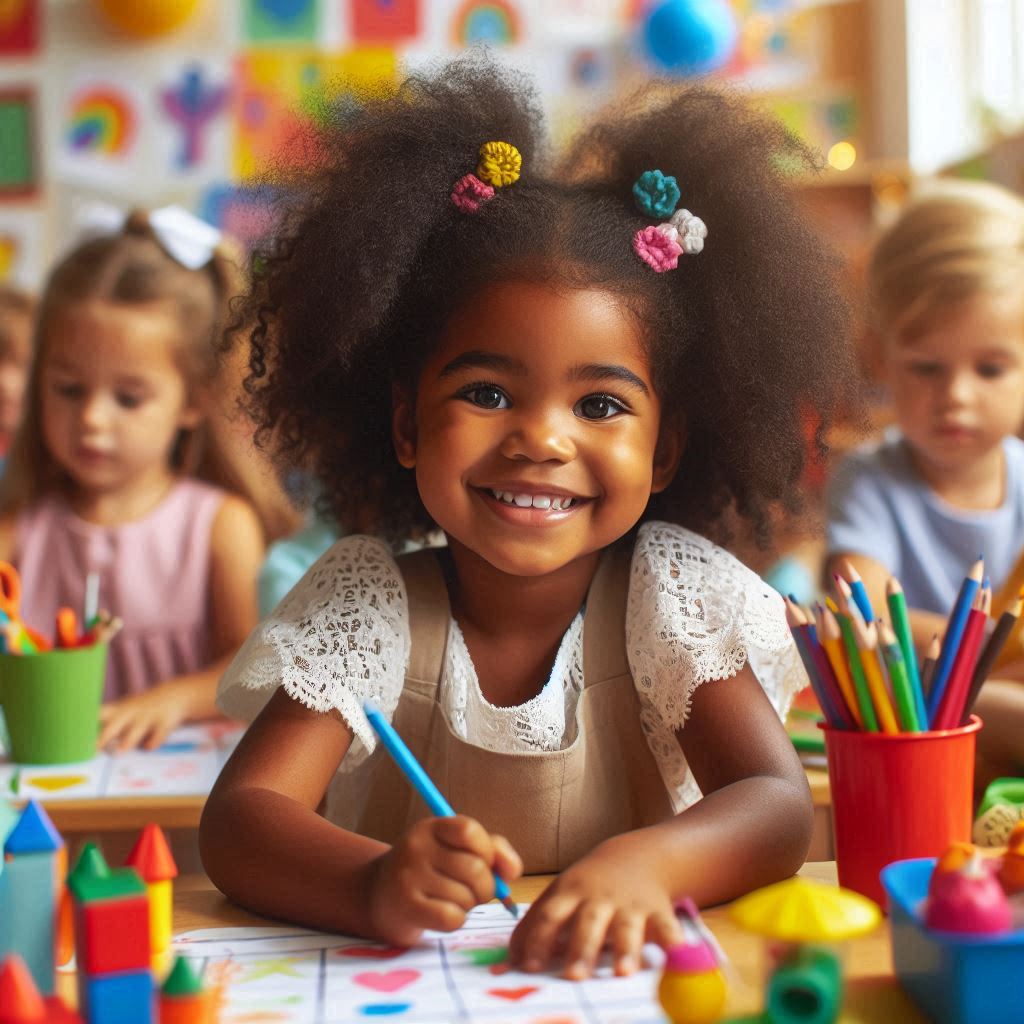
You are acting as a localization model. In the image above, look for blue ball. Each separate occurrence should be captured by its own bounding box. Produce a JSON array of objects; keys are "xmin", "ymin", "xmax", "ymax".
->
[{"xmin": 643, "ymin": 0, "xmax": 738, "ymax": 75}]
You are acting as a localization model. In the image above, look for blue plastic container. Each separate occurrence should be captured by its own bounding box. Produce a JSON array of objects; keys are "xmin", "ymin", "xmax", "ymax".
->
[{"xmin": 882, "ymin": 858, "xmax": 1024, "ymax": 1024}]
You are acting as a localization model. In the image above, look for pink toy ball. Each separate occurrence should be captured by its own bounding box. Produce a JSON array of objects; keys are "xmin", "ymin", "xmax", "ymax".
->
[{"xmin": 925, "ymin": 854, "xmax": 1013, "ymax": 935}]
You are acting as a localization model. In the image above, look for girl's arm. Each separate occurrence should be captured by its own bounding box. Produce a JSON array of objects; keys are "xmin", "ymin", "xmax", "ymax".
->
[
  {"xmin": 0, "ymin": 516, "xmax": 13, "ymax": 561},
  {"xmin": 201, "ymin": 689, "xmax": 521, "ymax": 945},
  {"xmin": 509, "ymin": 664, "xmax": 812, "ymax": 978},
  {"xmin": 97, "ymin": 495, "xmax": 265, "ymax": 750},
  {"xmin": 825, "ymin": 551, "xmax": 947, "ymax": 652}
]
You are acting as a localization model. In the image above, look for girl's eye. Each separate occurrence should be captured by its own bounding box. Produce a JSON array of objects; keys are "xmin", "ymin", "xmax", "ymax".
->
[
  {"xmin": 116, "ymin": 393, "xmax": 143, "ymax": 409},
  {"xmin": 53, "ymin": 381, "xmax": 83, "ymax": 399},
  {"xmin": 978, "ymin": 363, "xmax": 1007, "ymax": 380},
  {"xmin": 908, "ymin": 362, "xmax": 941, "ymax": 377},
  {"xmin": 459, "ymin": 384, "xmax": 509, "ymax": 410},
  {"xmin": 575, "ymin": 394, "xmax": 627, "ymax": 420}
]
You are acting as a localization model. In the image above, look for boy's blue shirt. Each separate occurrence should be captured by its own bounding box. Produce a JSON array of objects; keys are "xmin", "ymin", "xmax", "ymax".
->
[{"xmin": 826, "ymin": 428, "xmax": 1024, "ymax": 615}]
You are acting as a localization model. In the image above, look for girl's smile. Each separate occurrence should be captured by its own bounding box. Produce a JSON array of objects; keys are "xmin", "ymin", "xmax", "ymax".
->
[{"xmin": 393, "ymin": 280, "xmax": 681, "ymax": 579}]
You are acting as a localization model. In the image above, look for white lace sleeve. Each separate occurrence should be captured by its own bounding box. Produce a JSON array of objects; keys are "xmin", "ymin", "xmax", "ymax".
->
[
  {"xmin": 216, "ymin": 535, "xmax": 410, "ymax": 766},
  {"xmin": 626, "ymin": 521, "xmax": 807, "ymax": 731}
]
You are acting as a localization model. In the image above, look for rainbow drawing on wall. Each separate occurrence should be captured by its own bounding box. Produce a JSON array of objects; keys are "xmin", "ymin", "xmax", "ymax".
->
[
  {"xmin": 451, "ymin": 0, "xmax": 522, "ymax": 47},
  {"xmin": 65, "ymin": 86, "xmax": 137, "ymax": 157}
]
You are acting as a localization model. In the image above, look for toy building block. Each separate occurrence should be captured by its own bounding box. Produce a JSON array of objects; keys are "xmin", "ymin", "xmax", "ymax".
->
[
  {"xmin": 0, "ymin": 802, "xmax": 65, "ymax": 995},
  {"xmin": 124, "ymin": 825, "xmax": 177, "ymax": 960},
  {"xmin": 159, "ymin": 957, "xmax": 212, "ymax": 1024},
  {"xmin": 0, "ymin": 954, "xmax": 82, "ymax": 1023},
  {"xmin": 81, "ymin": 969, "xmax": 154, "ymax": 1024},
  {"xmin": 69, "ymin": 867, "xmax": 151, "ymax": 977}
]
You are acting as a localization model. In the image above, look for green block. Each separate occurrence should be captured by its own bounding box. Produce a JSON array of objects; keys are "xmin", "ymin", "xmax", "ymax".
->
[
  {"xmin": 69, "ymin": 842, "xmax": 109, "ymax": 887},
  {"xmin": 163, "ymin": 955, "xmax": 204, "ymax": 996},
  {"xmin": 70, "ymin": 865, "xmax": 145, "ymax": 904}
]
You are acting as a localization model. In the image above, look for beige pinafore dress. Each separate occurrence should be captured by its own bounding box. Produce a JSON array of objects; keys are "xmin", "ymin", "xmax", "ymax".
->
[{"xmin": 346, "ymin": 544, "xmax": 676, "ymax": 873}]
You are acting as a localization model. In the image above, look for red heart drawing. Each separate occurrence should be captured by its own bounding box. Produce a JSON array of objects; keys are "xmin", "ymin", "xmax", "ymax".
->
[
  {"xmin": 487, "ymin": 986, "xmax": 539, "ymax": 1001},
  {"xmin": 337, "ymin": 945, "xmax": 406, "ymax": 959},
  {"xmin": 354, "ymin": 969, "xmax": 421, "ymax": 993}
]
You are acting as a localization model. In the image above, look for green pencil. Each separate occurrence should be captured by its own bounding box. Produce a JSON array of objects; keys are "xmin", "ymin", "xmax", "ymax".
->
[
  {"xmin": 836, "ymin": 611, "xmax": 880, "ymax": 732},
  {"xmin": 878, "ymin": 619, "xmax": 921, "ymax": 732},
  {"xmin": 886, "ymin": 578, "xmax": 928, "ymax": 730}
]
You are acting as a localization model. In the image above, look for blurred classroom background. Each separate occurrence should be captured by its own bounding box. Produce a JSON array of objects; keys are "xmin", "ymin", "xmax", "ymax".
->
[{"xmin": 1, "ymin": 0, "xmax": 1021, "ymax": 289}]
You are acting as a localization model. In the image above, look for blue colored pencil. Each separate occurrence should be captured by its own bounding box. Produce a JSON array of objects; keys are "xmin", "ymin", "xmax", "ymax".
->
[
  {"xmin": 841, "ymin": 561, "xmax": 875, "ymax": 623},
  {"xmin": 926, "ymin": 557, "xmax": 984, "ymax": 726},
  {"xmin": 363, "ymin": 701, "xmax": 518, "ymax": 919}
]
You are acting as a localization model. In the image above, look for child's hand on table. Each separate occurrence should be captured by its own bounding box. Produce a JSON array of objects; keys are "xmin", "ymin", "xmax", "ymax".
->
[
  {"xmin": 98, "ymin": 678, "xmax": 201, "ymax": 752},
  {"xmin": 508, "ymin": 834, "xmax": 684, "ymax": 981},
  {"xmin": 367, "ymin": 815, "xmax": 523, "ymax": 948}
]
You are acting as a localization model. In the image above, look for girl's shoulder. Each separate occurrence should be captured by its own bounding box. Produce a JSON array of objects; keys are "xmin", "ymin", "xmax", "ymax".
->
[{"xmin": 628, "ymin": 520, "xmax": 789, "ymax": 650}]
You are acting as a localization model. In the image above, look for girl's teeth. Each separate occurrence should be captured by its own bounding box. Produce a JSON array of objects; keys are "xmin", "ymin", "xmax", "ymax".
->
[{"xmin": 489, "ymin": 490, "xmax": 575, "ymax": 510}]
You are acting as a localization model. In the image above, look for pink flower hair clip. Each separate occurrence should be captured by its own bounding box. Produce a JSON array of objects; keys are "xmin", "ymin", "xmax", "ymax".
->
[
  {"xmin": 451, "ymin": 141, "xmax": 522, "ymax": 214},
  {"xmin": 631, "ymin": 170, "xmax": 708, "ymax": 272}
]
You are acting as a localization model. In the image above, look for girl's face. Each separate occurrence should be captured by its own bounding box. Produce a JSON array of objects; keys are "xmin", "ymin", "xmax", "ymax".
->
[
  {"xmin": 393, "ymin": 281, "xmax": 680, "ymax": 577},
  {"xmin": 884, "ymin": 290, "xmax": 1024, "ymax": 476},
  {"xmin": 40, "ymin": 300, "xmax": 202, "ymax": 498}
]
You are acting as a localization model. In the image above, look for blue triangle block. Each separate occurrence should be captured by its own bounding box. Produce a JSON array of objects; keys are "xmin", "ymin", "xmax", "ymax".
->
[{"xmin": 4, "ymin": 799, "xmax": 63, "ymax": 854}]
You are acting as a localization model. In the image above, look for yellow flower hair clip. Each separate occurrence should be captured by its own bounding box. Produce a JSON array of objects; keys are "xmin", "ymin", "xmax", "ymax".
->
[{"xmin": 476, "ymin": 141, "xmax": 522, "ymax": 188}]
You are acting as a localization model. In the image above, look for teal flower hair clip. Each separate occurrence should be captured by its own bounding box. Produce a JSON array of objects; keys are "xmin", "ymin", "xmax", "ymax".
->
[{"xmin": 633, "ymin": 170, "xmax": 681, "ymax": 219}]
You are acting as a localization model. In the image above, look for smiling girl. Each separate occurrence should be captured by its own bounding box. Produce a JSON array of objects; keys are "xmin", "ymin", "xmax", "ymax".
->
[{"xmin": 202, "ymin": 59, "xmax": 856, "ymax": 977}]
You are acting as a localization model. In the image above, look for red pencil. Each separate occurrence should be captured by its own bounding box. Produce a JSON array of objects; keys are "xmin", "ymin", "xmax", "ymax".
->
[{"xmin": 934, "ymin": 590, "xmax": 989, "ymax": 730}]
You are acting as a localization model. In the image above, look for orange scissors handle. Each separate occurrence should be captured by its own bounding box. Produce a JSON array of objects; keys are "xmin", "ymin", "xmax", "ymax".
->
[{"xmin": 0, "ymin": 561, "xmax": 21, "ymax": 622}]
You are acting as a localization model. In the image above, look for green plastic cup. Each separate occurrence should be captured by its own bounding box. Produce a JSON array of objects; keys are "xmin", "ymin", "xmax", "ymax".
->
[{"xmin": 0, "ymin": 644, "xmax": 107, "ymax": 764}]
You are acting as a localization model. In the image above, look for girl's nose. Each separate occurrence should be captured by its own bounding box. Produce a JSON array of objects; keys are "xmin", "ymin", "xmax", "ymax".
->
[
  {"xmin": 79, "ymin": 393, "xmax": 110, "ymax": 430},
  {"xmin": 499, "ymin": 411, "xmax": 577, "ymax": 463},
  {"xmin": 943, "ymin": 370, "xmax": 974, "ymax": 407}
]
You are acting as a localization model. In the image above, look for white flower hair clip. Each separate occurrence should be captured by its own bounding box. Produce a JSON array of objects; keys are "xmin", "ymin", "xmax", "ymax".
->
[{"xmin": 631, "ymin": 170, "xmax": 708, "ymax": 273}]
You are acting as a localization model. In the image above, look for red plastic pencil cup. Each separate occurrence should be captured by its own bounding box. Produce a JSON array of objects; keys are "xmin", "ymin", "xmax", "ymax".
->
[{"xmin": 822, "ymin": 717, "xmax": 981, "ymax": 906}]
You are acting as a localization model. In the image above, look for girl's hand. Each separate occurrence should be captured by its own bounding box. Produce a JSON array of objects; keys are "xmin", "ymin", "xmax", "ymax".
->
[
  {"xmin": 98, "ymin": 679, "xmax": 199, "ymax": 752},
  {"xmin": 367, "ymin": 815, "xmax": 523, "ymax": 948},
  {"xmin": 508, "ymin": 836, "xmax": 684, "ymax": 980}
]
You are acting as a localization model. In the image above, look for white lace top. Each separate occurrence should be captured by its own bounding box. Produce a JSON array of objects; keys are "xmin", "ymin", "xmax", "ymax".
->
[{"xmin": 218, "ymin": 521, "xmax": 807, "ymax": 813}]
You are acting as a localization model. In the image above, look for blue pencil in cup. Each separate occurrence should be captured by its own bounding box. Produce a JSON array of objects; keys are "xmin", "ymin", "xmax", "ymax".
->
[
  {"xmin": 926, "ymin": 557, "xmax": 984, "ymax": 726},
  {"xmin": 362, "ymin": 701, "xmax": 519, "ymax": 919}
]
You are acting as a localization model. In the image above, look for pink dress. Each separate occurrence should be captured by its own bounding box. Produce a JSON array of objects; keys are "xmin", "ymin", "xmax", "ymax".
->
[{"xmin": 14, "ymin": 479, "xmax": 226, "ymax": 701}]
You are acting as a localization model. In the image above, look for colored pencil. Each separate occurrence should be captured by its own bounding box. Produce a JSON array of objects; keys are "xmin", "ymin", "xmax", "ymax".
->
[
  {"xmin": 841, "ymin": 560, "xmax": 875, "ymax": 623},
  {"xmin": 835, "ymin": 610, "xmax": 880, "ymax": 732},
  {"xmin": 850, "ymin": 616, "xmax": 900, "ymax": 734},
  {"xmin": 961, "ymin": 592, "xmax": 1023, "ymax": 725},
  {"xmin": 362, "ymin": 701, "xmax": 518, "ymax": 919},
  {"xmin": 927, "ymin": 557, "xmax": 984, "ymax": 725},
  {"xmin": 920, "ymin": 634, "xmax": 940, "ymax": 703},
  {"xmin": 877, "ymin": 619, "xmax": 921, "ymax": 732},
  {"xmin": 817, "ymin": 604, "xmax": 863, "ymax": 728},
  {"xmin": 933, "ymin": 590, "xmax": 988, "ymax": 730},
  {"xmin": 785, "ymin": 602, "xmax": 853, "ymax": 729},
  {"xmin": 885, "ymin": 577, "xmax": 928, "ymax": 730}
]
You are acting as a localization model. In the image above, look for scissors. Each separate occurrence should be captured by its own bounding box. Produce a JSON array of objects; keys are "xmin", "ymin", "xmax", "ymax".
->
[{"xmin": 0, "ymin": 561, "xmax": 49, "ymax": 653}]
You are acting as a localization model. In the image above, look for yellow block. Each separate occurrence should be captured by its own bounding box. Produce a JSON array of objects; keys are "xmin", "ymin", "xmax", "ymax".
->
[{"xmin": 148, "ymin": 878, "xmax": 173, "ymax": 956}]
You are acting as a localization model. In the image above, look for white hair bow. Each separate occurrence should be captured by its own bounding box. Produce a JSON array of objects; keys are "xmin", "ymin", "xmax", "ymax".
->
[{"xmin": 71, "ymin": 200, "xmax": 222, "ymax": 270}]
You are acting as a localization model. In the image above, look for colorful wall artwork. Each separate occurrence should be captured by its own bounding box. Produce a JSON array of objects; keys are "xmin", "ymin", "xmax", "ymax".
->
[
  {"xmin": 0, "ymin": 207, "xmax": 44, "ymax": 287},
  {"xmin": 158, "ymin": 62, "xmax": 232, "ymax": 174},
  {"xmin": 451, "ymin": 0, "xmax": 523, "ymax": 47},
  {"xmin": 348, "ymin": 0, "xmax": 420, "ymax": 44},
  {"xmin": 233, "ymin": 47, "xmax": 396, "ymax": 180},
  {"xmin": 175, "ymin": 903, "xmax": 671, "ymax": 1022},
  {"xmin": 0, "ymin": 89, "xmax": 38, "ymax": 198},
  {"xmin": 242, "ymin": 0, "xmax": 320, "ymax": 44},
  {"xmin": 57, "ymin": 75, "xmax": 141, "ymax": 183},
  {"xmin": 0, "ymin": 0, "xmax": 40, "ymax": 56}
]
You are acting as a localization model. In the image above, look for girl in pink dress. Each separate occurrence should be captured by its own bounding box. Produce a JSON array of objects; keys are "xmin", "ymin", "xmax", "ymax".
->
[{"xmin": 0, "ymin": 210, "xmax": 267, "ymax": 751}]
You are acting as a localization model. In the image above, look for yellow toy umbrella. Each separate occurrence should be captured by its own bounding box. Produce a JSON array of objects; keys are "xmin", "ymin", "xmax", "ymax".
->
[{"xmin": 729, "ymin": 878, "xmax": 881, "ymax": 944}]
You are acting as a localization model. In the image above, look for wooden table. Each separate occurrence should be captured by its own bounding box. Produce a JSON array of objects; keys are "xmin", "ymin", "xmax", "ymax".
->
[
  {"xmin": 806, "ymin": 766, "xmax": 834, "ymax": 861},
  {"xmin": 169, "ymin": 862, "xmax": 923, "ymax": 1022}
]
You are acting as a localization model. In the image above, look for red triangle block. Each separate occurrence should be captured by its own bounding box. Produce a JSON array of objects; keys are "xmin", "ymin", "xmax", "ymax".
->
[
  {"xmin": 0, "ymin": 954, "xmax": 45, "ymax": 1019},
  {"xmin": 124, "ymin": 823, "xmax": 178, "ymax": 881}
]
